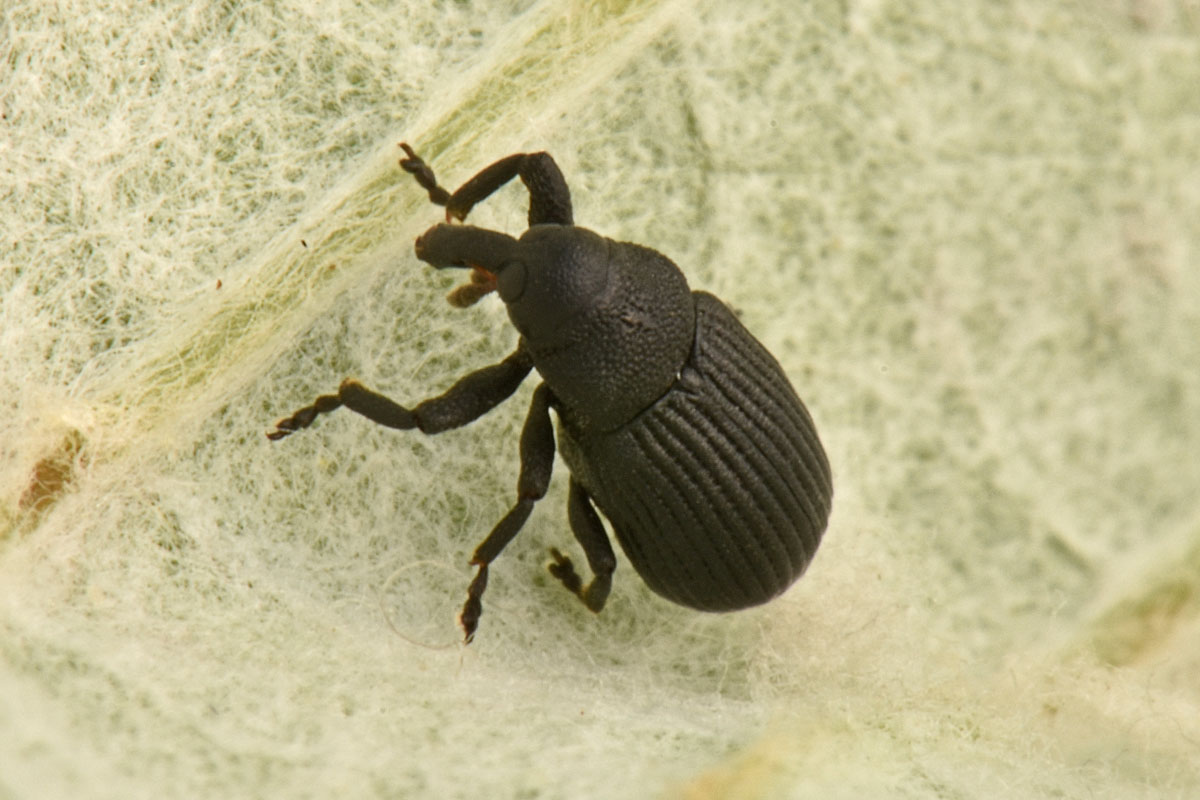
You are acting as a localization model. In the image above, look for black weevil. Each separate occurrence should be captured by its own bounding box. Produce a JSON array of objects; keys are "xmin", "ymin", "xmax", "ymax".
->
[{"xmin": 268, "ymin": 145, "xmax": 832, "ymax": 642}]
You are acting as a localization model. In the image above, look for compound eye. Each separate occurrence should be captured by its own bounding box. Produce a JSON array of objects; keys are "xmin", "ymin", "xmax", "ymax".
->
[{"xmin": 497, "ymin": 260, "xmax": 526, "ymax": 303}]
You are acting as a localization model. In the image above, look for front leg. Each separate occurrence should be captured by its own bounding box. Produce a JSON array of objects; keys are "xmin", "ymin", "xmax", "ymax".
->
[
  {"xmin": 400, "ymin": 143, "xmax": 573, "ymax": 226},
  {"xmin": 266, "ymin": 346, "xmax": 533, "ymax": 440}
]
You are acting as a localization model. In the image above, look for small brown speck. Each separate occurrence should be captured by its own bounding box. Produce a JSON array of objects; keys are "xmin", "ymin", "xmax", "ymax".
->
[{"xmin": 19, "ymin": 431, "xmax": 87, "ymax": 519}]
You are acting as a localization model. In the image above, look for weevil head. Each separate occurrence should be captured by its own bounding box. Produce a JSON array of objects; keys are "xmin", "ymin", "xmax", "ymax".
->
[
  {"xmin": 417, "ymin": 219, "xmax": 695, "ymax": 430},
  {"xmin": 499, "ymin": 225, "xmax": 611, "ymax": 346},
  {"xmin": 498, "ymin": 224, "xmax": 695, "ymax": 431}
]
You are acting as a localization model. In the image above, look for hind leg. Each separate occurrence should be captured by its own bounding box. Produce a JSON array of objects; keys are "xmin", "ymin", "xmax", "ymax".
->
[{"xmin": 548, "ymin": 479, "xmax": 616, "ymax": 614}]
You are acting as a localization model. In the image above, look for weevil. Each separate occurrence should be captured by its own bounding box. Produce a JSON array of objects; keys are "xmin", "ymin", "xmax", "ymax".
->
[{"xmin": 268, "ymin": 144, "xmax": 833, "ymax": 642}]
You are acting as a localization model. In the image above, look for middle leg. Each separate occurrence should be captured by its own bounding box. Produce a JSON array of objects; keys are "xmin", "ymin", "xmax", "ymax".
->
[{"xmin": 458, "ymin": 383, "xmax": 557, "ymax": 642}]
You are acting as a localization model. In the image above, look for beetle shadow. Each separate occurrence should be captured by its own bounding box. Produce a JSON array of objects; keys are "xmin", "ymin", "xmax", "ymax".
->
[{"xmin": 480, "ymin": 556, "xmax": 785, "ymax": 702}]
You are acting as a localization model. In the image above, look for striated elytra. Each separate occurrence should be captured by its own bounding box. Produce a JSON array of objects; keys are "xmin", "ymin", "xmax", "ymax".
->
[{"xmin": 268, "ymin": 145, "xmax": 833, "ymax": 642}]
